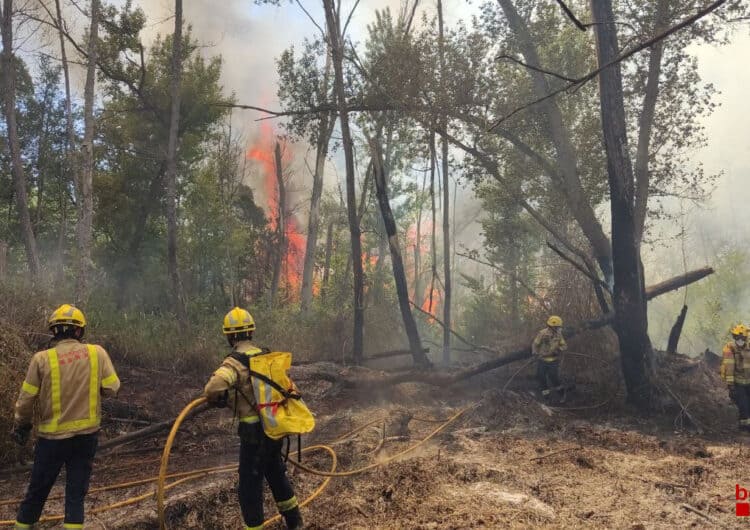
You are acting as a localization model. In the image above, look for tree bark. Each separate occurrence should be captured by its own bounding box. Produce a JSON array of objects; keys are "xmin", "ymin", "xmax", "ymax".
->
[
  {"xmin": 1, "ymin": 0, "xmax": 41, "ymax": 278},
  {"xmin": 75, "ymin": 0, "xmax": 99, "ymax": 304},
  {"xmin": 301, "ymin": 49, "xmax": 335, "ymax": 312},
  {"xmin": 437, "ymin": 0, "xmax": 452, "ymax": 365},
  {"xmin": 324, "ymin": 0, "xmax": 364, "ymax": 364},
  {"xmin": 165, "ymin": 0, "xmax": 186, "ymax": 323},
  {"xmin": 497, "ymin": 0, "xmax": 613, "ymax": 285},
  {"xmin": 321, "ymin": 220, "xmax": 335, "ymax": 298},
  {"xmin": 269, "ymin": 142, "xmax": 287, "ymax": 308},
  {"xmin": 591, "ymin": 0, "xmax": 654, "ymax": 409},
  {"xmin": 0, "ymin": 240, "xmax": 7, "ymax": 280},
  {"xmin": 645, "ymin": 267, "xmax": 713, "ymax": 300},
  {"xmin": 633, "ymin": 0, "xmax": 668, "ymax": 244},
  {"xmin": 370, "ymin": 139, "xmax": 430, "ymax": 367},
  {"xmin": 667, "ymin": 305, "xmax": 688, "ymax": 354},
  {"xmin": 428, "ymin": 131, "xmax": 437, "ymax": 314}
]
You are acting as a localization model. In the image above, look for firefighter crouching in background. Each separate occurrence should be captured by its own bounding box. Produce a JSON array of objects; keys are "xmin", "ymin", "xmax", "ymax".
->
[
  {"xmin": 203, "ymin": 307, "xmax": 303, "ymax": 530},
  {"xmin": 721, "ymin": 324, "xmax": 750, "ymax": 432},
  {"xmin": 533, "ymin": 315, "xmax": 568, "ymax": 403},
  {"xmin": 12, "ymin": 304, "xmax": 120, "ymax": 530}
]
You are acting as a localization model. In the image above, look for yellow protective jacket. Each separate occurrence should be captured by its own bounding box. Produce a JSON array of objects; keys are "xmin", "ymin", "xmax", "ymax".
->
[
  {"xmin": 721, "ymin": 341, "xmax": 750, "ymax": 385},
  {"xmin": 15, "ymin": 339, "xmax": 120, "ymax": 439},
  {"xmin": 203, "ymin": 340, "xmax": 260, "ymax": 425},
  {"xmin": 532, "ymin": 327, "xmax": 567, "ymax": 363}
]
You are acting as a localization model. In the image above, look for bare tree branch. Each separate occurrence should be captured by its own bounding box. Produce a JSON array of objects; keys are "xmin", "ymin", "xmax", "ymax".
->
[
  {"xmin": 487, "ymin": 0, "xmax": 729, "ymax": 131},
  {"xmin": 497, "ymin": 53, "xmax": 579, "ymax": 82},
  {"xmin": 554, "ymin": 0, "xmax": 587, "ymax": 31}
]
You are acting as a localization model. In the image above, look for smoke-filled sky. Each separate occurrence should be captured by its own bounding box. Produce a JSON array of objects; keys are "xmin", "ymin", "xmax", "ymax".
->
[
  {"xmin": 17, "ymin": 1, "xmax": 750, "ymax": 348},
  {"xmin": 122, "ymin": 1, "xmax": 748, "ymax": 233}
]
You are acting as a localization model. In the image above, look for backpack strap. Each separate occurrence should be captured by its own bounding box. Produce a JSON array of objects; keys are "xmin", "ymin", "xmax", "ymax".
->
[{"xmin": 227, "ymin": 350, "xmax": 302, "ymax": 401}]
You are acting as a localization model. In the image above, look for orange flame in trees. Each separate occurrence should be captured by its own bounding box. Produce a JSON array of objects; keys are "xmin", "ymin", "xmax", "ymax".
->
[{"xmin": 246, "ymin": 122, "xmax": 306, "ymax": 301}]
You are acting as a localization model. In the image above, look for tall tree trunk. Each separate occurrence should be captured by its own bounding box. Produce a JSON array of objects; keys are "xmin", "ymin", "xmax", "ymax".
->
[
  {"xmin": 75, "ymin": 0, "xmax": 99, "ymax": 304},
  {"xmin": 633, "ymin": 0, "xmax": 668, "ymax": 244},
  {"xmin": 324, "ymin": 0, "xmax": 364, "ymax": 364},
  {"xmin": 54, "ymin": 0, "xmax": 75, "ymax": 155},
  {"xmin": 590, "ymin": 0, "xmax": 654, "ymax": 408},
  {"xmin": 370, "ymin": 140, "xmax": 429, "ymax": 367},
  {"xmin": 165, "ymin": 0, "xmax": 186, "ymax": 323},
  {"xmin": 321, "ymin": 220, "xmax": 335, "ymax": 299},
  {"xmin": 301, "ymin": 46, "xmax": 335, "ymax": 312},
  {"xmin": 414, "ymin": 170, "xmax": 427, "ymax": 303},
  {"xmin": 428, "ymin": 131, "xmax": 437, "ymax": 313},
  {"xmin": 0, "ymin": 240, "xmax": 7, "ymax": 281},
  {"xmin": 497, "ymin": 0, "xmax": 613, "ymax": 285},
  {"xmin": 299, "ymin": 127, "xmax": 332, "ymax": 309},
  {"xmin": 437, "ymin": 0, "xmax": 452, "ymax": 365},
  {"xmin": 54, "ymin": 0, "xmax": 74, "ymax": 284},
  {"xmin": 1, "ymin": 0, "xmax": 41, "ymax": 278},
  {"xmin": 269, "ymin": 142, "xmax": 287, "ymax": 308}
]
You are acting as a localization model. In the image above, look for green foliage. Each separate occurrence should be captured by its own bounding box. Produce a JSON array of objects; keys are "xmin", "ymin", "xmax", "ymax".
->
[{"xmin": 650, "ymin": 247, "xmax": 750, "ymax": 353}]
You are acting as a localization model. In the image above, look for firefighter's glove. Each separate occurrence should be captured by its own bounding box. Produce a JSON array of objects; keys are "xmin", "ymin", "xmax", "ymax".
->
[
  {"xmin": 11, "ymin": 424, "xmax": 31, "ymax": 446},
  {"xmin": 211, "ymin": 390, "xmax": 229, "ymax": 409}
]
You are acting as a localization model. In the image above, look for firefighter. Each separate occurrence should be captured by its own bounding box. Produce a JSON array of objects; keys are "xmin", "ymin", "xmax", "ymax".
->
[
  {"xmin": 721, "ymin": 324, "xmax": 750, "ymax": 432},
  {"xmin": 532, "ymin": 315, "xmax": 567, "ymax": 402},
  {"xmin": 12, "ymin": 304, "xmax": 120, "ymax": 530},
  {"xmin": 203, "ymin": 307, "xmax": 302, "ymax": 530}
]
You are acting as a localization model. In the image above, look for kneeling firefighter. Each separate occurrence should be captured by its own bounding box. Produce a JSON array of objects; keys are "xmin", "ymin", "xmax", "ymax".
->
[
  {"xmin": 532, "ymin": 315, "xmax": 568, "ymax": 402},
  {"xmin": 203, "ymin": 307, "xmax": 314, "ymax": 530},
  {"xmin": 12, "ymin": 304, "xmax": 120, "ymax": 529},
  {"xmin": 721, "ymin": 324, "xmax": 750, "ymax": 432}
]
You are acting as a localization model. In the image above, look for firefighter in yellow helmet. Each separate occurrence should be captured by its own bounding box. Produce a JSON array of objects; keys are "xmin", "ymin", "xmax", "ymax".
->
[
  {"xmin": 12, "ymin": 305, "xmax": 120, "ymax": 530},
  {"xmin": 203, "ymin": 308, "xmax": 302, "ymax": 530},
  {"xmin": 721, "ymin": 324, "xmax": 750, "ymax": 432},
  {"xmin": 532, "ymin": 315, "xmax": 567, "ymax": 403}
]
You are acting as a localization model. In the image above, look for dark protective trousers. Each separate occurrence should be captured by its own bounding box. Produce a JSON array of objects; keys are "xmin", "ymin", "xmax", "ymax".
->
[
  {"xmin": 16, "ymin": 432, "xmax": 98, "ymax": 526},
  {"xmin": 238, "ymin": 422, "xmax": 300, "ymax": 529},
  {"xmin": 536, "ymin": 359, "xmax": 561, "ymax": 396},
  {"xmin": 730, "ymin": 384, "xmax": 750, "ymax": 427}
]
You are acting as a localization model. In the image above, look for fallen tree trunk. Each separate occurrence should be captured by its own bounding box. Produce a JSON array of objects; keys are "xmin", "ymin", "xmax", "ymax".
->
[
  {"xmin": 99, "ymin": 402, "xmax": 210, "ymax": 451},
  {"xmin": 292, "ymin": 267, "xmax": 712, "ymax": 389},
  {"xmin": 645, "ymin": 267, "xmax": 713, "ymax": 300}
]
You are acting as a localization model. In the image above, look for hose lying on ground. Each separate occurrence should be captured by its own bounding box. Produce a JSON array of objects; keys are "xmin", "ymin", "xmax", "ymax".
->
[{"xmin": 0, "ymin": 401, "xmax": 469, "ymax": 528}]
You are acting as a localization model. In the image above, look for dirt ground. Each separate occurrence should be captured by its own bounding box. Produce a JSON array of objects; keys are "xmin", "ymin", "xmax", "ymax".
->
[{"xmin": 1, "ymin": 352, "xmax": 749, "ymax": 529}]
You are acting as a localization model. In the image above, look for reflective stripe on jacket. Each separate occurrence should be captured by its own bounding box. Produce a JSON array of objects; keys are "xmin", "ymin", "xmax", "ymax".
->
[
  {"xmin": 204, "ymin": 340, "xmax": 261, "ymax": 424},
  {"xmin": 15, "ymin": 339, "xmax": 120, "ymax": 439},
  {"xmin": 721, "ymin": 341, "xmax": 750, "ymax": 385},
  {"xmin": 532, "ymin": 327, "xmax": 567, "ymax": 363}
]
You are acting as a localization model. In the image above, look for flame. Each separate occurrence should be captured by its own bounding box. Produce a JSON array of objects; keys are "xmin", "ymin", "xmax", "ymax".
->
[
  {"xmin": 246, "ymin": 122, "xmax": 306, "ymax": 301},
  {"xmin": 421, "ymin": 284, "xmax": 441, "ymax": 321}
]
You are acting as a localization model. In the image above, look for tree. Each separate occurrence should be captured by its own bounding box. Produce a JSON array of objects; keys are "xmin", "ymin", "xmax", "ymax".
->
[
  {"xmin": 1, "ymin": 0, "xmax": 41, "ymax": 278},
  {"xmin": 75, "ymin": 0, "xmax": 100, "ymax": 303},
  {"xmin": 323, "ymin": 0, "xmax": 364, "ymax": 364},
  {"xmin": 369, "ymin": 134, "xmax": 430, "ymax": 367},
  {"xmin": 589, "ymin": 0, "xmax": 655, "ymax": 407},
  {"xmin": 437, "ymin": 0, "xmax": 452, "ymax": 365},
  {"xmin": 165, "ymin": 0, "xmax": 187, "ymax": 323}
]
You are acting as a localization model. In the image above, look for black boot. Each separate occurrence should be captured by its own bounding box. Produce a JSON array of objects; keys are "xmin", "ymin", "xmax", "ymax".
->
[{"xmin": 283, "ymin": 507, "xmax": 303, "ymax": 529}]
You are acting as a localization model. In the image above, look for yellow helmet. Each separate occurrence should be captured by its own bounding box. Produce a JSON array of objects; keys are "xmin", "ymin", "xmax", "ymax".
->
[
  {"xmin": 48, "ymin": 304, "xmax": 86, "ymax": 329},
  {"xmin": 222, "ymin": 307, "xmax": 255, "ymax": 335},
  {"xmin": 731, "ymin": 324, "xmax": 749, "ymax": 338},
  {"xmin": 547, "ymin": 315, "xmax": 563, "ymax": 328}
]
